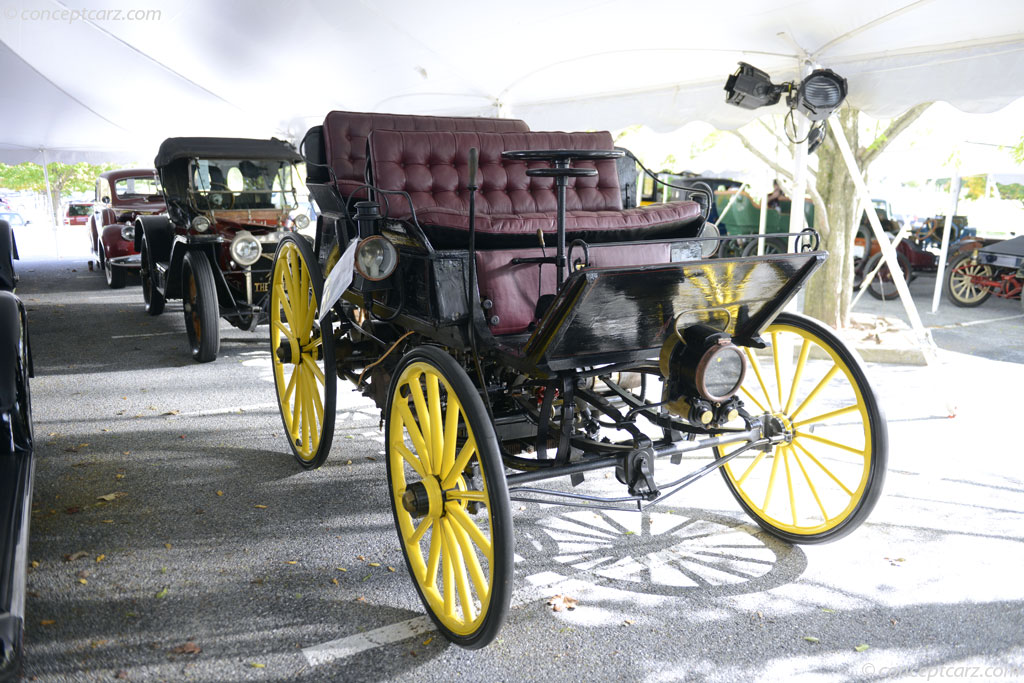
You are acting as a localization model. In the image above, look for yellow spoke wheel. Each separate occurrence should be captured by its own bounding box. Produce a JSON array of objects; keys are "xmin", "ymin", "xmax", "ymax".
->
[
  {"xmin": 270, "ymin": 234, "xmax": 336, "ymax": 469},
  {"xmin": 715, "ymin": 312, "xmax": 887, "ymax": 544},
  {"xmin": 385, "ymin": 346, "xmax": 512, "ymax": 649}
]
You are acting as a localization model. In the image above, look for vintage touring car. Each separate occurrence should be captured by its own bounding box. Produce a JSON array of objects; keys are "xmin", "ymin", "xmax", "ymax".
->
[
  {"xmin": 89, "ymin": 168, "xmax": 165, "ymax": 288},
  {"xmin": 136, "ymin": 138, "xmax": 308, "ymax": 362},
  {"xmin": 264, "ymin": 66, "xmax": 886, "ymax": 649}
]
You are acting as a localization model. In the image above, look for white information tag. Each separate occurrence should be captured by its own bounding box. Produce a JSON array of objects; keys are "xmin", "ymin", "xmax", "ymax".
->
[{"xmin": 319, "ymin": 239, "xmax": 358, "ymax": 322}]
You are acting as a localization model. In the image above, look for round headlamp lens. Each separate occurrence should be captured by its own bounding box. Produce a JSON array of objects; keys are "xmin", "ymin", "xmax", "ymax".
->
[
  {"xmin": 697, "ymin": 343, "xmax": 746, "ymax": 401},
  {"xmin": 697, "ymin": 221, "xmax": 721, "ymax": 258},
  {"xmin": 293, "ymin": 213, "xmax": 310, "ymax": 230},
  {"xmin": 191, "ymin": 216, "xmax": 211, "ymax": 233},
  {"xmin": 355, "ymin": 236, "xmax": 398, "ymax": 281},
  {"xmin": 230, "ymin": 232, "xmax": 262, "ymax": 266},
  {"xmin": 120, "ymin": 225, "xmax": 135, "ymax": 242}
]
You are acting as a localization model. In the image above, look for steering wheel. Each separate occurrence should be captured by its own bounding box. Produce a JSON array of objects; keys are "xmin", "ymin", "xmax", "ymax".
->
[{"xmin": 208, "ymin": 182, "xmax": 235, "ymax": 210}]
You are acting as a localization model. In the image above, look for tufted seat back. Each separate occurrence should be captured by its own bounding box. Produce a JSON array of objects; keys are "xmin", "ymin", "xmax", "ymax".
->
[
  {"xmin": 368, "ymin": 129, "xmax": 702, "ymax": 247},
  {"xmin": 320, "ymin": 111, "xmax": 530, "ymax": 199}
]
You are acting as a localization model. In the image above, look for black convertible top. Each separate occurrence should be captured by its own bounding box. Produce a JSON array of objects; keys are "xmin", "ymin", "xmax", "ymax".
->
[
  {"xmin": 154, "ymin": 137, "xmax": 302, "ymax": 168},
  {"xmin": 980, "ymin": 234, "xmax": 1024, "ymax": 257}
]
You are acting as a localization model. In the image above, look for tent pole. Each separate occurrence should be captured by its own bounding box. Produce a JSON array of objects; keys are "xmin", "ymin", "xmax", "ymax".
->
[
  {"xmin": 41, "ymin": 148, "xmax": 59, "ymax": 258},
  {"xmin": 827, "ymin": 116, "xmax": 954, "ymax": 416},
  {"xmin": 931, "ymin": 172, "xmax": 960, "ymax": 313}
]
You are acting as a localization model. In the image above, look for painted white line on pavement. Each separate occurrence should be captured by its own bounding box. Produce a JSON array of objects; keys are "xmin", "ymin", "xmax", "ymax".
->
[
  {"xmin": 929, "ymin": 313, "xmax": 1024, "ymax": 329},
  {"xmin": 301, "ymin": 570, "xmax": 578, "ymax": 666},
  {"xmin": 111, "ymin": 331, "xmax": 179, "ymax": 339},
  {"xmin": 169, "ymin": 403, "xmax": 279, "ymax": 418}
]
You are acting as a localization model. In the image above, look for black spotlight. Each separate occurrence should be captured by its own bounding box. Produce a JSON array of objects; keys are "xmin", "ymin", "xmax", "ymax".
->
[
  {"xmin": 724, "ymin": 62, "xmax": 785, "ymax": 110},
  {"xmin": 791, "ymin": 68, "xmax": 848, "ymax": 121}
]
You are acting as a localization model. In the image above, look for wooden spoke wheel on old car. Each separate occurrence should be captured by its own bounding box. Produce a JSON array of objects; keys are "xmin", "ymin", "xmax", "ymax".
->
[
  {"xmin": 714, "ymin": 313, "xmax": 887, "ymax": 544},
  {"xmin": 945, "ymin": 252, "xmax": 994, "ymax": 307},
  {"xmin": 864, "ymin": 251, "xmax": 911, "ymax": 300},
  {"xmin": 385, "ymin": 346, "xmax": 513, "ymax": 649},
  {"xmin": 182, "ymin": 251, "xmax": 220, "ymax": 363},
  {"xmin": 270, "ymin": 234, "xmax": 336, "ymax": 469}
]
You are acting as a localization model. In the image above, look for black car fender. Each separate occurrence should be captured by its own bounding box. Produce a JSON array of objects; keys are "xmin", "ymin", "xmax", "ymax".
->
[
  {"xmin": 0, "ymin": 220, "xmax": 15, "ymax": 293},
  {"xmin": 0, "ymin": 292, "xmax": 25, "ymax": 415},
  {"xmin": 135, "ymin": 216, "xmax": 173, "ymax": 260}
]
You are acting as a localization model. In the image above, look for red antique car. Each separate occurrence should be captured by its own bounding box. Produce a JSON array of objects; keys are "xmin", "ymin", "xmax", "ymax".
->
[
  {"xmin": 88, "ymin": 169, "xmax": 165, "ymax": 288},
  {"xmin": 63, "ymin": 201, "xmax": 93, "ymax": 226}
]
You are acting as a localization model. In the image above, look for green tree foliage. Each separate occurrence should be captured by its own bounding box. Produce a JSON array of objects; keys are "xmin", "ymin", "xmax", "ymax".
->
[
  {"xmin": 0, "ymin": 161, "xmax": 118, "ymax": 223},
  {"xmin": 962, "ymin": 175, "xmax": 987, "ymax": 200},
  {"xmin": 996, "ymin": 182, "xmax": 1024, "ymax": 206}
]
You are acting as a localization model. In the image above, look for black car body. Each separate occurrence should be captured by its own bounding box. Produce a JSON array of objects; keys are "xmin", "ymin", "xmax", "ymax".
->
[
  {"xmin": 0, "ymin": 219, "xmax": 33, "ymax": 682},
  {"xmin": 136, "ymin": 137, "xmax": 307, "ymax": 362}
]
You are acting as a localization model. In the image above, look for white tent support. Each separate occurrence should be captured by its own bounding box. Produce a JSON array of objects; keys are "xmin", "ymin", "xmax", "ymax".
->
[
  {"xmin": 851, "ymin": 223, "xmax": 910, "ymax": 309},
  {"xmin": 756, "ymin": 176, "xmax": 769, "ymax": 256},
  {"xmin": 713, "ymin": 183, "xmax": 749, "ymax": 227},
  {"xmin": 40, "ymin": 147, "xmax": 59, "ymax": 258},
  {"xmin": 827, "ymin": 116, "xmax": 948, "ymax": 356},
  {"xmin": 931, "ymin": 172, "xmax": 961, "ymax": 313}
]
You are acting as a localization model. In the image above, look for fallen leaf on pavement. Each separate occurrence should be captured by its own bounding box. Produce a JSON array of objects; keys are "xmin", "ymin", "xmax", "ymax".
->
[
  {"xmin": 368, "ymin": 562, "xmax": 381, "ymax": 567},
  {"xmin": 254, "ymin": 505, "xmax": 267, "ymax": 509},
  {"xmin": 804, "ymin": 636, "xmax": 820, "ymax": 643},
  {"xmin": 96, "ymin": 555, "xmax": 105, "ymax": 562},
  {"xmin": 40, "ymin": 620, "xmax": 56, "ymax": 626},
  {"xmin": 623, "ymin": 619, "xmax": 634, "ymax": 625},
  {"xmin": 65, "ymin": 507, "xmax": 81, "ymax": 514},
  {"xmin": 77, "ymin": 578, "xmax": 88, "ymax": 585},
  {"xmin": 76, "ymin": 570, "xmax": 90, "ymax": 579},
  {"xmin": 547, "ymin": 594, "xmax": 578, "ymax": 612},
  {"xmin": 331, "ymin": 578, "xmax": 339, "ymax": 586},
  {"xmin": 155, "ymin": 587, "xmax": 168, "ymax": 599},
  {"xmin": 171, "ymin": 641, "xmax": 201, "ymax": 655},
  {"xmin": 285, "ymin": 560, "xmax": 298, "ymax": 565},
  {"xmin": 162, "ymin": 410, "xmax": 180, "ymax": 416},
  {"xmin": 97, "ymin": 493, "xmax": 120, "ymax": 502},
  {"xmin": 216, "ymin": 490, "xmax": 224, "ymax": 496},
  {"xmin": 250, "ymin": 662, "xmax": 265, "ymax": 668},
  {"xmin": 64, "ymin": 551, "xmax": 88, "ymax": 562},
  {"xmin": 164, "ymin": 543, "xmax": 172, "ymax": 550},
  {"xmin": 855, "ymin": 644, "xmax": 870, "ymax": 652},
  {"xmin": 336, "ymin": 567, "xmax": 347, "ymax": 572},
  {"xmin": 115, "ymin": 670, "xmax": 128, "ymax": 679}
]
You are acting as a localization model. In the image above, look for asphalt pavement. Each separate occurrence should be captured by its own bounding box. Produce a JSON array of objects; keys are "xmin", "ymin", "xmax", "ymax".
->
[{"xmin": 10, "ymin": 224, "xmax": 1024, "ymax": 682}]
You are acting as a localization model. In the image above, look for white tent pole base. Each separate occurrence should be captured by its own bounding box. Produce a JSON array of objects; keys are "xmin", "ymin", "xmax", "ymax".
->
[{"xmin": 827, "ymin": 117, "xmax": 956, "ymax": 416}]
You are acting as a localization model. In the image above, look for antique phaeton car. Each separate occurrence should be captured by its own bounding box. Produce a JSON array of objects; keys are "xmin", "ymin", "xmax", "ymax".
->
[
  {"xmin": 944, "ymin": 234, "xmax": 1024, "ymax": 309},
  {"xmin": 268, "ymin": 70, "xmax": 886, "ymax": 649},
  {"xmin": 137, "ymin": 138, "xmax": 309, "ymax": 362},
  {"xmin": 88, "ymin": 168, "xmax": 165, "ymax": 288},
  {"xmin": 0, "ymin": 219, "xmax": 34, "ymax": 681}
]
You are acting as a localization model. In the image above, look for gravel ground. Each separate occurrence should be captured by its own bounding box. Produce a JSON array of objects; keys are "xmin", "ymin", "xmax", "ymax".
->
[{"xmin": 11, "ymin": 226, "xmax": 1024, "ymax": 682}]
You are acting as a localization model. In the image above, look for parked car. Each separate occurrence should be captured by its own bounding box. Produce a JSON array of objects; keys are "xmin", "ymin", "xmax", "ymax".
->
[
  {"xmin": 88, "ymin": 169, "xmax": 165, "ymax": 288},
  {"xmin": 0, "ymin": 218, "xmax": 34, "ymax": 682},
  {"xmin": 137, "ymin": 137, "xmax": 308, "ymax": 362},
  {"xmin": 944, "ymin": 234, "xmax": 1024, "ymax": 308},
  {"xmin": 0, "ymin": 213, "xmax": 28, "ymax": 230},
  {"xmin": 63, "ymin": 201, "xmax": 93, "ymax": 226}
]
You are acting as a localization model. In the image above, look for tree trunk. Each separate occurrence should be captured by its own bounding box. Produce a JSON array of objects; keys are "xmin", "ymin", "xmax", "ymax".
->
[{"xmin": 804, "ymin": 108, "xmax": 858, "ymax": 328}]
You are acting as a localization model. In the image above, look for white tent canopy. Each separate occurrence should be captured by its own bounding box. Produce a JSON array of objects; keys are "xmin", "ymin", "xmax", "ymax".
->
[{"xmin": 2, "ymin": 0, "xmax": 1024, "ymax": 164}]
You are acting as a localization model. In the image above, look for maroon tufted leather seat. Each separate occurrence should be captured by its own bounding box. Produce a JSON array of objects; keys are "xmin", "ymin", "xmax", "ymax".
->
[
  {"xmin": 367, "ymin": 129, "xmax": 703, "ymax": 247},
  {"xmin": 322, "ymin": 111, "xmax": 530, "ymax": 200}
]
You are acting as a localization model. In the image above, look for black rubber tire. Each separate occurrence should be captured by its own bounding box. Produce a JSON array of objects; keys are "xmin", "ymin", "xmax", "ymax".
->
[
  {"xmin": 945, "ymin": 252, "xmax": 994, "ymax": 308},
  {"xmin": 865, "ymin": 251, "xmax": 910, "ymax": 300},
  {"xmin": 742, "ymin": 237, "xmax": 787, "ymax": 257},
  {"xmin": 715, "ymin": 312, "xmax": 887, "ymax": 544},
  {"xmin": 104, "ymin": 256, "xmax": 126, "ymax": 289},
  {"xmin": 140, "ymin": 240, "xmax": 165, "ymax": 316},
  {"xmin": 385, "ymin": 345, "xmax": 513, "ymax": 649},
  {"xmin": 182, "ymin": 251, "xmax": 220, "ymax": 363},
  {"xmin": 269, "ymin": 234, "xmax": 336, "ymax": 469}
]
